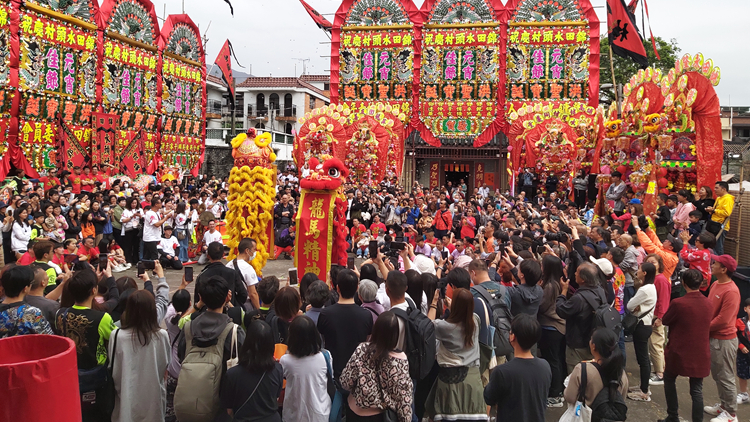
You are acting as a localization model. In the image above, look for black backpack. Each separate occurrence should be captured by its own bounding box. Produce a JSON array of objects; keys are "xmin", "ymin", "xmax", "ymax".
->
[
  {"xmin": 590, "ymin": 364, "xmax": 628, "ymax": 422},
  {"xmin": 391, "ymin": 297, "xmax": 436, "ymax": 380},
  {"xmin": 581, "ymin": 290, "xmax": 622, "ymax": 336},
  {"xmin": 471, "ymin": 283, "xmax": 513, "ymax": 358}
]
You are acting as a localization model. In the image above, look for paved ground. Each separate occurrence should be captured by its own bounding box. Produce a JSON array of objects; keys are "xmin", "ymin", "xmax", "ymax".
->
[{"xmin": 127, "ymin": 257, "xmax": 750, "ymax": 422}]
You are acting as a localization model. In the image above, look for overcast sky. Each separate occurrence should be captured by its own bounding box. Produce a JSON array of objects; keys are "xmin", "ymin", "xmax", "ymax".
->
[{"xmin": 163, "ymin": 0, "xmax": 749, "ymax": 105}]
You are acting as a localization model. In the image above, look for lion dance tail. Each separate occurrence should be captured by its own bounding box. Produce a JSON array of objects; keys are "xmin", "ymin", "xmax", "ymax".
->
[
  {"xmin": 226, "ymin": 165, "xmax": 276, "ymax": 275},
  {"xmin": 332, "ymin": 196, "xmax": 348, "ymax": 267}
]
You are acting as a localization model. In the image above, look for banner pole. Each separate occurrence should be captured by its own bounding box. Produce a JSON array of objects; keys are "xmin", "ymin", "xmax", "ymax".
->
[{"xmin": 608, "ymin": 45, "xmax": 621, "ymax": 118}]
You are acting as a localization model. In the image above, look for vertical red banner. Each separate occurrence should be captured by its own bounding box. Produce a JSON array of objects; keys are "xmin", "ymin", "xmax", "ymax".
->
[
  {"xmin": 294, "ymin": 190, "xmax": 335, "ymax": 284},
  {"xmin": 92, "ymin": 112, "xmax": 119, "ymax": 168},
  {"xmin": 475, "ymin": 163, "xmax": 484, "ymax": 190}
]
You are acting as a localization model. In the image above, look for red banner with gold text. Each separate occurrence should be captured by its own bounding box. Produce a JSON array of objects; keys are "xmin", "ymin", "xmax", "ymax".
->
[{"xmin": 294, "ymin": 190, "xmax": 335, "ymax": 284}]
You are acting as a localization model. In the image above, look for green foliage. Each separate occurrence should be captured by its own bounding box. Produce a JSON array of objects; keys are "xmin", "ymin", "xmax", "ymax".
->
[{"xmin": 599, "ymin": 36, "xmax": 681, "ymax": 103}]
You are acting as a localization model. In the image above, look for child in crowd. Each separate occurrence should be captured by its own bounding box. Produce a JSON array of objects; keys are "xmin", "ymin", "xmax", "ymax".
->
[
  {"xmin": 687, "ymin": 210, "xmax": 703, "ymax": 246},
  {"xmin": 356, "ymin": 230, "xmax": 371, "ymax": 258},
  {"xmin": 736, "ymin": 299, "xmax": 750, "ymax": 404},
  {"xmin": 679, "ymin": 230, "xmax": 714, "ymax": 291}
]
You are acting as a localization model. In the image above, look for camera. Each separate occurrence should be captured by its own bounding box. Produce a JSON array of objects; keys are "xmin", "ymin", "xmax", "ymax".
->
[{"xmin": 545, "ymin": 232, "xmax": 568, "ymax": 243}]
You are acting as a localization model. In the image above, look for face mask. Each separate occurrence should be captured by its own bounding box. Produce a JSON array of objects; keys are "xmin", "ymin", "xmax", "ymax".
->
[
  {"xmin": 76, "ymin": 204, "xmax": 81, "ymax": 210},
  {"xmin": 250, "ymin": 252, "xmax": 257, "ymax": 261}
]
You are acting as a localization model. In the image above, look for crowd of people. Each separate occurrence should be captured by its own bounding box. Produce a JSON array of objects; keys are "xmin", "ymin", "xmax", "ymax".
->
[{"xmin": 0, "ymin": 161, "xmax": 745, "ymax": 422}]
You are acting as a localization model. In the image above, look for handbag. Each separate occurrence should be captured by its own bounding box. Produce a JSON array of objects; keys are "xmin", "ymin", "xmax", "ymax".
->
[
  {"xmin": 705, "ymin": 219, "xmax": 723, "ymax": 235},
  {"xmin": 622, "ymin": 304, "xmax": 654, "ymax": 336},
  {"xmin": 558, "ymin": 362, "xmax": 592, "ymax": 422},
  {"xmin": 226, "ymin": 324, "xmax": 239, "ymax": 369},
  {"xmin": 323, "ymin": 350, "xmax": 345, "ymax": 422},
  {"xmin": 176, "ymin": 229, "xmax": 187, "ymax": 240}
]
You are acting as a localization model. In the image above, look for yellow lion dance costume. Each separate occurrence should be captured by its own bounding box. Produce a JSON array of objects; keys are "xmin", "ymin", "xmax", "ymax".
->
[{"xmin": 225, "ymin": 128, "xmax": 276, "ymax": 275}]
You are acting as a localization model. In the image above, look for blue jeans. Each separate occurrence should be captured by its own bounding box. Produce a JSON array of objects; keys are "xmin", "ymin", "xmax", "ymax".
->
[
  {"xmin": 618, "ymin": 314, "xmax": 627, "ymax": 365},
  {"xmin": 715, "ymin": 230, "xmax": 726, "ymax": 255},
  {"xmin": 623, "ymin": 286, "xmax": 636, "ymax": 310},
  {"xmin": 178, "ymin": 233, "xmax": 189, "ymax": 262}
]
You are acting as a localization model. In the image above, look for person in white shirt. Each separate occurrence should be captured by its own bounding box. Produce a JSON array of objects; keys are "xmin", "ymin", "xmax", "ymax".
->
[
  {"xmin": 143, "ymin": 199, "xmax": 173, "ymax": 261},
  {"xmin": 156, "ymin": 226, "xmax": 182, "ymax": 270},
  {"xmin": 198, "ymin": 219, "xmax": 223, "ymax": 264},
  {"xmin": 226, "ymin": 238, "xmax": 260, "ymax": 310}
]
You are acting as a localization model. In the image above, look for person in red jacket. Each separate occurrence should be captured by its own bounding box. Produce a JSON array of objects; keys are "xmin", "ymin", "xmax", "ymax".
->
[
  {"xmin": 660, "ymin": 269, "xmax": 714, "ymax": 422},
  {"xmin": 679, "ymin": 230, "xmax": 715, "ymax": 291},
  {"xmin": 703, "ymin": 254, "xmax": 741, "ymax": 422}
]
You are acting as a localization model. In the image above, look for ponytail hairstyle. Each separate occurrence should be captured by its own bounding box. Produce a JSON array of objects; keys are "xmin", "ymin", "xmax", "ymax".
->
[
  {"xmin": 591, "ymin": 327, "xmax": 624, "ymax": 394},
  {"xmin": 170, "ymin": 289, "xmax": 192, "ymax": 326}
]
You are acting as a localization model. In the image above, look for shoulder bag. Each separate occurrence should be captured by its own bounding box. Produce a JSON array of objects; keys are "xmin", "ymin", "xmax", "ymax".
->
[
  {"xmin": 558, "ymin": 362, "xmax": 592, "ymax": 422},
  {"xmin": 622, "ymin": 304, "xmax": 655, "ymax": 336}
]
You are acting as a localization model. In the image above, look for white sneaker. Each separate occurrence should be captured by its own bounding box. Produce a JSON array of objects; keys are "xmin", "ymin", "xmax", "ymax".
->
[
  {"xmin": 710, "ymin": 410, "xmax": 738, "ymax": 422},
  {"xmin": 738, "ymin": 392, "xmax": 750, "ymax": 404},
  {"xmin": 124, "ymin": 263, "xmax": 132, "ymax": 269},
  {"xmin": 112, "ymin": 264, "xmax": 125, "ymax": 273},
  {"xmin": 705, "ymin": 403, "xmax": 724, "ymax": 416}
]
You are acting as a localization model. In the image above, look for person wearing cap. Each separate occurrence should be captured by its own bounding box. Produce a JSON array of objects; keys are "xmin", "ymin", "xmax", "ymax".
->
[
  {"xmin": 703, "ymin": 254, "xmax": 741, "ymax": 422},
  {"xmin": 632, "ymin": 215, "xmax": 680, "ymax": 279},
  {"xmin": 606, "ymin": 171, "xmax": 627, "ymax": 213},
  {"xmin": 156, "ymin": 226, "xmax": 182, "ymax": 270}
]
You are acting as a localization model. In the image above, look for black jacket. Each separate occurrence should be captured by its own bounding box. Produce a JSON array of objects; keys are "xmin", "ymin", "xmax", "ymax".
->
[
  {"xmin": 555, "ymin": 285, "xmax": 606, "ymax": 349},
  {"xmin": 194, "ymin": 261, "xmax": 248, "ymax": 307}
]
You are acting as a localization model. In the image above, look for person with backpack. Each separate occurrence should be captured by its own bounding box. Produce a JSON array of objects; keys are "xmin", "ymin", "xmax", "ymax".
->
[
  {"xmin": 563, "ymin": 328, "xmax": 628, "ymax": 420},
  {"xmin": 109, "ymin": 290, "xmax": 171, "ymax": 422},
  {"xmin": 467, "ymin": 259, "xmax": 512, "ymax": 371},
  {"xmin": 483, "ymin": 313, "xmax": 551, "ymax": 422},
  {"xmin": 359, "ymin": 279, "xmax": 384, "ymax": 324},
  {"xmin": 556, "ymin": 262, "xmax": 608, "ymax": 373},
  {"xmin": 340, "ymin": 311, "xmax": 413, "ymax": 422},
  {"xmin": 280, "ymin": 315, "xmax": 331, "ymax": 422},
  {"xmin": 537, "ymin": 255, "xmax": 567, "ymax": 408},
  {"xmin": 221, "ymin": 320, "xmax": 283, "ymax": 422},
  {"xmin": 625, "ymin": 262, "xmax": 657, "ymax": 402},
  {"xmin": 174, "ymin": 276, "xmax": 245, "ymax": 422},
  {"xmin": 194, "ymin": 241, "xmax": 248, "ymax": 307},
  {"xmin": 659, "ymin": 269, "xmax": 713, "ymax": 422},
  {"xmin": 317, "ymin": 269, "xmax": 374, "ymax": 377},
  {"xmin": 424, "ymin": 288, "xmax": 485, "ymax": 421},
  {"xmin": 227, "ymin": 238, "xmax": 260, "ymax": 310},
  {"xmin": 57, "ymin": 265, "xmax": 117, "ymax": 422}
]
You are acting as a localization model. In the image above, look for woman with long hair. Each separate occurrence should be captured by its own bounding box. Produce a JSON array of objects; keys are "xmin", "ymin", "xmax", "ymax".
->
[
  {"xmin": 340, "ymin": 312, "xmax": 413, "ymax": 422},
  {"xmin": 280, "ymin": 315, "xmax": 331, "ymax": 422},
  {"xmin": 626, "ymin": 262, "xmax": 657, "ymax": 401},
  {"xmin": 538, "ymin": 254, "xmax": 567, "ymax": 407},
  {"xmin": 221, "ymin": 320, "xmax": 283, "ymax": 421},
  {"xmin": 564, "ymin": 328, "xmax": 628, "ymax": 405},
  {"xmin": 693, "ymin": 185, "xmax": 715, "ymax": 223},
  {"xmin": 11, "ymin": 206, "xmax": 31, "ymax": 260},
  {"xmin": 119, "ymin": 197, "xmax": 142, "ymax": 264},
  {"xmin": 108, "ymin": 290, "xmax": 170, "ymax": 422},
  {"xmin": 173, "ymin": 202, "xmax": 189, "ymax": 263},
  {"xmin": 425, "ymin": 288, "xmax": 485, "ymax": 421},
  {"xmin": 80, "ymin": 211, "xmax": 95, "ymax": 240},
  {"xmin": 64, "ymin": 207, "xmax": 81, "ymax": 240}
]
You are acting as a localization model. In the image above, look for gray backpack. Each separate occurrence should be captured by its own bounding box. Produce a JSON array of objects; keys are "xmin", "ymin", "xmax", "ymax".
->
[{"xmin": 174, "ymin": 320, "xmax": 234, "ymax": 422}]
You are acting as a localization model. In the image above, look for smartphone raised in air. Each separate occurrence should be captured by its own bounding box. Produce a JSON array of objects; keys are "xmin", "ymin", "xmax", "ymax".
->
[{"xmin": 184, "ymin": 266, "xmax": 194, "ymax": 282}]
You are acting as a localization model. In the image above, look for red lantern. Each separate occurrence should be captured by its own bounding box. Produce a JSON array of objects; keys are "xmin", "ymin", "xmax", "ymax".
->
[
  {"xmin": 616, "ymin": 165, "xmax": 627, "ymax": 174},
  {"xmin": 658, "ymin": 167, "xmax": 667, "ymax": 177},
  {"xmin": 658, "ymin": 177, "xmax": 668, "ymax": 188},
  {"xmin": 660, "ymin": 188, "xmax": 669, "ymax": 195}
]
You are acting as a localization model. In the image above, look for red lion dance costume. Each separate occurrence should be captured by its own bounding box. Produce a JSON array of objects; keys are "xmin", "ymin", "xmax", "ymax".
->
[{"xmin": 293, "ymin": 157, "xmax": 349, "ymax": 284}]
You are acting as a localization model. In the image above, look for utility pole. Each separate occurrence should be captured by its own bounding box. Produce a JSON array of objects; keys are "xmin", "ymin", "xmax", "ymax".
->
[{"xmin": 292, "ymin": 58, "xmax": 310, "ymax": 75}]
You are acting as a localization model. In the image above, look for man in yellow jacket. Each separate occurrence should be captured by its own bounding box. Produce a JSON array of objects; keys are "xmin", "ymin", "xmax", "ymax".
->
[{"xmin": 707, "ymin": 181, "xmax": 734, "ymax": 254}]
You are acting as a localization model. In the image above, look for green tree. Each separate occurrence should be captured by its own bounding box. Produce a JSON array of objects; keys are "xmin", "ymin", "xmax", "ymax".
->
[{"xmin": 599, "ymin": 36, "xmax": 681, "ymax": 104}]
